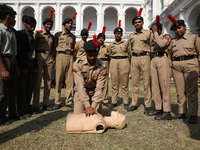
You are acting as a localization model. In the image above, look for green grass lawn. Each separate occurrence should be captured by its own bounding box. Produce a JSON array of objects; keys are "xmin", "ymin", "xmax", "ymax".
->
[{"xmin": 0, "ymin": 79, "xmax": 200, "ymax": 150}]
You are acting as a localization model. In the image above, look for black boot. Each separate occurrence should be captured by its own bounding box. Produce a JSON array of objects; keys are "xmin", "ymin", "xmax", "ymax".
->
[
  {"xmin": 108, "ymin": 103, "xmax": 117, "ymax": 108},
  {"xmin": 124, "ymin": 104, "xmax": 129, "ymax": 110},
  {"xmin": 154, "ymin": 112, "xmax": 172, "ymax": 120},
  {"xmin": 128, "ymin": 105, "xmax": 138, "ymax": 112},
  {"xmin": 148, "ymin": 110, "xmax": 163, "ymax": 116},
  {"xmin": 144, "ymin": 107, "xmax": 153, "ymax": 116},
  {"xmin": 172, "ymin": 113, "xmax": 186, "ymax": 119}
]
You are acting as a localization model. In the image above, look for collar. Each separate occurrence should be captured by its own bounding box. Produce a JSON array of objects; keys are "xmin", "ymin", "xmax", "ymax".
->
[
  {"xmin": 113, "ymin": 40, "xmax": 124, "ymax": 44},
  {"xmin": 82, "ymin": 56, "xmax": 99, "ymax": 68},
  {"xmin": 176, "ymin": 33, "xmax": 187, "ymax": 40},
  {"xmin": 0, "ymin": 23, "xmax": 9, "ymax": 30},
  {"xmin": 133, "ymin": 28, "xmax": 145, "ymax": 34}
]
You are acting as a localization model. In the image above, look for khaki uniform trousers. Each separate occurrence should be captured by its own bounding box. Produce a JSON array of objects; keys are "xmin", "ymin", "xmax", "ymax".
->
[
  {"xmin": 131, "ymin": 55, "xmax": 152, "ymax": 107},
  {"xmin": 17, "ymin": 60, "xmax": 35, "ymax": 113},
  {"xmin": 110, "ymin": 58, "xmax": 130, "ymax": 104},
  {"xmin": 172, "ymin": 58, "xmax": 199, "ymax": 116},
  {"xmin": 102, "ymin": 60, "xmax": 109, "ymax": 103},
  {"xmin": 55, "ymin": 54, "xmax": 74, "ymax": 105},
  {"xmin": 73, "ymin": 90, "xmax": 102, "ymax": 114},
  {"xmin": 151, "ymin": 55, "xmax": 171, "ymax": 112},
  {"xmin": 0, "ymin": 56, "xmax": 17, "ymax": 118},
  {"xmin": 33, "ymin": 56, "xmax": 53, "ymax": 108}
]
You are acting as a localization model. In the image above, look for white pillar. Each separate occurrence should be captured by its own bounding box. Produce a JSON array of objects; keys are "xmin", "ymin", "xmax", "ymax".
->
[
  {"xmin": 76, "ymin": 3, "xmax": 82, "ymax": 35},
  {"xmin": 55, "ymin": 2, "xmax": 60, "ymax": 32},
  {"xmin": 97, "ymin": 3, "xmax": 103, "ymax": 32},
  {"xmin": 34, "ymin": 3, "xmax": 40, "ymax": 30}
]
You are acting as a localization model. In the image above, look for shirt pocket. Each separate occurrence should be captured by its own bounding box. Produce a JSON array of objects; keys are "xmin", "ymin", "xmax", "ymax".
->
[
  {"xmin": 58, "ymin": 38, "xmax": 65, "ymax": 47},
  {"xmin": 183, "ymin": 45, "xmax": 195, "ymax": 53}
]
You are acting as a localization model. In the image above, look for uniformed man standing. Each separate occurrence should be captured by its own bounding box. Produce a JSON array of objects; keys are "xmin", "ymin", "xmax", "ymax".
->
[
  {"xmin": 168, "ymin": 15, "xmax": 200, "ymax": 124},
  {"xmin": 149, "ymin": 19, "xmax": 172, "ymax": 120},
  {"xmin": 97, "ymin": 26, "xmax": 110, "ymax": 107},
  {"xmin": 32, "ymin": 14, "xmax": 55, "ymax": 112},
  {"xmin": 74, "ymin": 22, "xmax": 92, "ymax": 58},
  {"xmin": 52, "ymin": 16, "xmax": 76, "ymax": 110},
  {"xmin": 108, "ymin": 21, "xmax": 130, "ymax": 110},
  {"xmin": 0, "ymin": 4, "xmax": 18, "ymax": 125},
  {"xmin": 127, "ymin": 8, "xmax": 153, "ymax": 115},
  {"xmin": 73, "ymin": 39, "xmax": 107, "ymax": 115}
]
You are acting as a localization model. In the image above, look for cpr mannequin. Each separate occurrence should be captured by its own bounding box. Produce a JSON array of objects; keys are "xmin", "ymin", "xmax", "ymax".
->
[{"xmin": 66, "ymin": 111, "xmax": 126, "ymax": 133}]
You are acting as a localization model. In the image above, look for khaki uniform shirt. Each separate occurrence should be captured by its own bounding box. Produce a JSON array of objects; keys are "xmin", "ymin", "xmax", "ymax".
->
[
  {"xmin": 108, "ymin": 40, "xmax": 129, "ymax": 57},
  {"xmin": 128, "ymin": 28, "xmax": 152, "ymax": 53},
  {"xmin": 34, "ymin": 29, "xmax": 54, "ymax": 52},
  {"xmin": 150, "ymin": 32, "xmax": 171, "ymax": 53},
  {"xmin": 54, "ymin": 30, "xmax": 76, "ymax": 52},
  {"xmin": 75, "ymin": 39, "xmax": 86, "ymax": 58},
  {"xmin": 169, "ymin": 33, "xmax": 200, "ymax": 64},
  {"xmin": 98, "ymin": 44, "xmax": 109, "ymax": 59},
  {"xmin": 73, "ymin": 56, "xmax": 107, "ymax": 109}
]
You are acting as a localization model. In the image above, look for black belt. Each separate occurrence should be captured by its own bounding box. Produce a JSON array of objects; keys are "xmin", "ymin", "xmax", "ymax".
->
[
  {"xmin": 111, "ymin": 56, "xmax": 128, "ymax": 59},
  {"xmin": 86, "ymin": 87, "xmax": 95, "ymax": 91},
  {"xmin": 173, "ymin": 55, "xmax": 196, "ymax": 61},
  {"xmin": 132, "ymin": 52, "xmax": 148, "ymax": 56},
  {"xmin": 58, "ymin": 51, "xmax": 74, "ymax": 55},
  {"xmin": 38, "ymin": 50, "xmax": 50, "ymax": 54},
  {"xmin": 100, "ymin": 58, "xmax": 109, "ymax": 61},
  {"xmin": 152, "ymin": 52, "xmax": 166, "ymax": 57}
]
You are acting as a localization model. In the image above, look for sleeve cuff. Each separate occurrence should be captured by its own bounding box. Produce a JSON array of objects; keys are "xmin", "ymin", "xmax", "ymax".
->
[
  {"xmin": 84, "ymin": 101, "xmax": 90, "ymax": 108},
  {"xmin": 91, "ymin": 101, "xmax": 98, "ymax": 109}
]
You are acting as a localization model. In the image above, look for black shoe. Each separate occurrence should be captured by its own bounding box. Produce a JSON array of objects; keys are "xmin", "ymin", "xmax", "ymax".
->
[
  {"xmin": 108, "ymin": 103, "xmax": 117, "ymax": 108},
  {"xmin": 52, "ymin": 104, "xmax": 61, "ymax": 110},
  {"xmin": 103, "ymin": 103, "xmax": 110, "ymax": 107},
  {"xmin": 128, "ymin": 105, "xmax": 138, "ymax": 111},
  {"xmin": 42, "ymin": 106, "xmax": 53, "ymax": 111},
  {"xmin": 187, "ymin": 115, "xmax": 197, "ymax": 124},
  {"xmin": 8, "ymin": 114, "xmax": 21, "ymax": 121},
  {"xmin": 66, "ymin": 104, "xmax": 73, "ymax": 108},
  {"xmin": 149, "ymin": 110, "xmax": 163, "ymax": 116},
  {"xmin": 154, "ymin": 112, "xmax": 172, "ymax": 120},
  {"xmin": 32, "ymin": 107, "xmax": 44, "ymax": 115},
  {"xmin": 0, "ymin": 117, "xmax": 12, "ymax": 125},
  {"xmin": 124, "ymin": 104, "xmax": 129, "ymax": 110},
  {"xmin": 172, "ymin": 113, "xmax": 186, "ymax": 119},
  {"xmin": 144, "ymin": 107, "xmax": 153, "ymax": 116}
]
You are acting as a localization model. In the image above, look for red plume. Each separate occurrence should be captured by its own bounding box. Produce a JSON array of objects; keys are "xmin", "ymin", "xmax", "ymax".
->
[
  {"xmin": 87, "ymin": 21, "xmax": 92, "ymax": 31},
  {"xmin": 93, "ymin": 35, "xmax": 99, "ymax": 48},
  {"xmin": 138, "ymin": 8, "xmax": 143, "ymax": 17},
  {"xmin": 118, "ymin": 20, "xmax": 121, "ymax": 29},
  {"xmin": 72, "ymin": 12, "xmax": 77, "ymax": 20},
  {"xmin": 49, "ymin": 9, "xmax": 54, "ymax": 19},
  {"xmin": 102, "ymin": 26, "xmax": 106, "ymax": 34},
  {"xmin": 167, "ymin": 14, "xmax": 177, "ymax": 24},
  {"xmin": 156, "ymin": 15, "xmax": 160, "ymax": 25}
]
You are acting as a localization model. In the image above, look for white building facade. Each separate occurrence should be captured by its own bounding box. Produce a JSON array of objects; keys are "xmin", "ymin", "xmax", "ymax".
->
[{"xmin": 1, "ymin": 0, "xmax": 200, "ymax": 41}]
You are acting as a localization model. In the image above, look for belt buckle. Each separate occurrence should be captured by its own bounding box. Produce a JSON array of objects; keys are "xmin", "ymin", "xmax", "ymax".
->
[
  {"xmin": 137, "ymin": 53, "xmax": 140, "ymax": 56},
  {"xmin": 45, "ymin": 51, "xmax": 49, "ymax": 54},
  {"xmin": 180, "ymin": 57, "xmax": 184, "ymax": 61}
]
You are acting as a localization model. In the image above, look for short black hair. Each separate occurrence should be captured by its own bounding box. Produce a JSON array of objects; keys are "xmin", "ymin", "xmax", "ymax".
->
[
  {"xmin": 0, "ymin": 4, "xmax": 16, "ymax": 20},
  {"xmin": 22, "ymin": 15, "xmax": 37, "ymax": 25}
]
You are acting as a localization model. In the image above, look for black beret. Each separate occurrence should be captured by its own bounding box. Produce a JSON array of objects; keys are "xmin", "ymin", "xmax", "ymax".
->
[
  {"xmin": 62, "ymin": 18, "xmax": 73, "ymax": 25},
  {"xmin": 80, "ymin": 28, "xmax": 89, "ymax": 36},
  {"xmin": 150, "ymin": 23, "xmax": 162, "ymax": 30},
  {"xmin": 132, "ymin": 16, "xmax": 143, "ymax": 25},
  {"xmin": 83, "ymin": 40, "xmax": 99, "ymax": 52},
  {"xmin": 97, "ymin": 33, "xmax": 106, "ymax": 39},
  {"xmin": 170, "ymin": 20, "xmax": 185, "ymax": 30},
  {"xmin": 43, "ymin": 18, "xmax": 53, "ymax": 25},
  {"xmin": 113, "ymin": 28, "xmax": 123, "ymax": 34}
]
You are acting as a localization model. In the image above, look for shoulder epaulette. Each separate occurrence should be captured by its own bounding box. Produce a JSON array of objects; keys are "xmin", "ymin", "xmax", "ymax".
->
[{"xmin": 36, "ymin": 30, "xmax": 43, "ymax": 33}]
